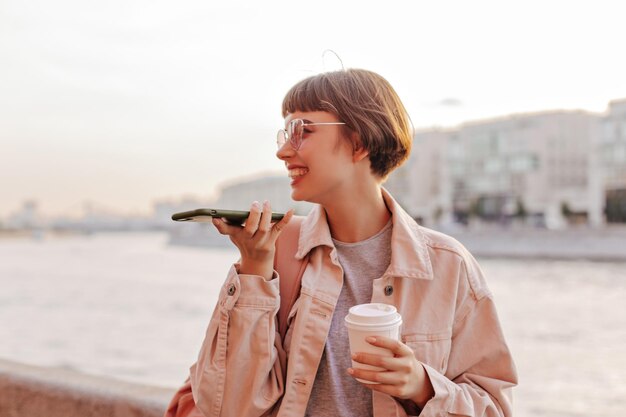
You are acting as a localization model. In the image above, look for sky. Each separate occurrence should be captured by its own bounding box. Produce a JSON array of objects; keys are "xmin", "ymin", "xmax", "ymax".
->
[{"xmin": 1, "ymin": 0, "xmax": 625, "ymax": 218}]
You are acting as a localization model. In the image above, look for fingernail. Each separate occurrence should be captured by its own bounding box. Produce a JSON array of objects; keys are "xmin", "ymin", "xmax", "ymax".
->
[
  {"xmin": 263, "ymin": 200, "xmax": 270, "ymax": 208},
  {"xmin": 366, "ymin": 336, "xmax": 377, "ymax": 343},
  {"xmin": 252, "ymin": 201, "xmax": 260, "ymax": 209},
  {"xmin": 351, "ymin": 353, "xmax": 357, "ymax": 359},
  {"xmin": 347, "ymin": 368, "xmax": 354, "ymax": 375}
]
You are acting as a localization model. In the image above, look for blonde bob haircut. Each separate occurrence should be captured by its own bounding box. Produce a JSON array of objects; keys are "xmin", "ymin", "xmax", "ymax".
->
[{"xmin": 281, "ymin": 68, "xmax": 413, "ymax": 179}]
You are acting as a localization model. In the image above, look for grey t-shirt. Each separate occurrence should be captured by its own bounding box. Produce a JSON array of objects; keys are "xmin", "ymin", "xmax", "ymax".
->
[{"xmin": 305, "ymin": 220, "xmax": 393, "ymax": 417}]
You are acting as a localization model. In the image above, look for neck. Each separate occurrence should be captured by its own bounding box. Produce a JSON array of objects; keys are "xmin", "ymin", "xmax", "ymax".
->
[{"xmin": 323, "ymin": 185, "xmax": 391, "ymax": 243}]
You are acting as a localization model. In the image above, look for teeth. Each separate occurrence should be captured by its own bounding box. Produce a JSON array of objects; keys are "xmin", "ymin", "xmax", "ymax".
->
[{"xmin": 288, "ymin": 168, "xmax": 309, "ymax": 178}]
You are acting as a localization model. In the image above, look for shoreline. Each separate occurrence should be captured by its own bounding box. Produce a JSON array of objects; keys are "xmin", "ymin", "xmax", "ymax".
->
[{"xmin": 1, "ymin": 226, "xmax": 625, "ymax": 262}]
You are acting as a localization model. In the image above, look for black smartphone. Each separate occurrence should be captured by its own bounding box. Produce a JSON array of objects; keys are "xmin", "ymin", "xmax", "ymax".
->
[{"xmin": 171, "ymin": 208, "xmax": 285, "ymax": 224}]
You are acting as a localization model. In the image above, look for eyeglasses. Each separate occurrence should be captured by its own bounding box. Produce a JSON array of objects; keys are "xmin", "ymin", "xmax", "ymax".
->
[{"xmin": 277, "ymin": 118, "xmax": 346, "ymax": 150}]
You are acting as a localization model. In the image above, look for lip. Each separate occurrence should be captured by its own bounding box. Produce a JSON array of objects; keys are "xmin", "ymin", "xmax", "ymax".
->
[
  {"xmin": 287, "ymin": 164, "xmax": 308, "ymax": 187},
  {"xmin": 286, "ymin": 164, "xmax": 307, "ymax": 170}
]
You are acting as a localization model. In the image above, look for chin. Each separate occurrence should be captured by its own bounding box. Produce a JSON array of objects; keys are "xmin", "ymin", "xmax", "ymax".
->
[
  {"xmin": 291, "ymin": 188, "xmax": 318, "ymax": 205},
  {"xmin": 290, "ymin": 189, "xmax": 305, "ymax": 202}
]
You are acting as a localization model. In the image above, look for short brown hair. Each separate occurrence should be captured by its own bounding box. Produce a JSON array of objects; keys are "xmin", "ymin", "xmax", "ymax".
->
[{"xmin": 281, "ymin": 68, "xmax": 413, "ymax": 179}]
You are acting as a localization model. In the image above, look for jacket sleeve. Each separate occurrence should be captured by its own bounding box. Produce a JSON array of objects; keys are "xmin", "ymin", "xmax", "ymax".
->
[
  {"xmin": 189, "ymin": 263, "xmax": 286, "ymax": 417},
  {"xmin": 418, "ymin": 254, "xmax": 517, "ymax": 417}
]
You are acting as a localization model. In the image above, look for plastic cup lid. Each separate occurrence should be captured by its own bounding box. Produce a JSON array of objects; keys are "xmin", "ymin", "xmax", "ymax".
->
[{"xmin": 344, "ymin": 303, "xmax": 401, "ymax": 326}]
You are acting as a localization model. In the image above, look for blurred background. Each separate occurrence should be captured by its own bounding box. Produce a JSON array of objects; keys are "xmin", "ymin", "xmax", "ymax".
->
[{"xmin": 1, "ymin": 0, "xmax": 625, "ymax": 416}]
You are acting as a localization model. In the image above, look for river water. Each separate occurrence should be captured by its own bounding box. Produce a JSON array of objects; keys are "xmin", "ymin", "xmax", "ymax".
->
[{"xmin": 0, "ymin": 232, "xmax": 624, "ymax": 417}]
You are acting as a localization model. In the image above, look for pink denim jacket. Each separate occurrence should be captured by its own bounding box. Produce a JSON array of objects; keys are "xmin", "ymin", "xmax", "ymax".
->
[{"xmin": 186, "ymin": 190, "xmax": 517, "ymax": 417}]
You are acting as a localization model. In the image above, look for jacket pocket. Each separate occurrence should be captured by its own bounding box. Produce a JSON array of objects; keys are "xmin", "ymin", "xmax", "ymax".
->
[{"xmin": 403, "ymin": 330, "xmax": 452, "ymax": 374}]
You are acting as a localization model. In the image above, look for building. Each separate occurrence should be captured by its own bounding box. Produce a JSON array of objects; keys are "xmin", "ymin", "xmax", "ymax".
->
[
  {"xmin": 152, "ymin": 195, "xmax": 216, "ymax": 229},
  {"xmin": 591, "ymin": 99, "xmax": 626, "ymax": 224},
  {"xmin": 5, "ymin": 200, "xmax": 42, "ymax": 229},
  {"xmin": 386, "ymin": 109, "xmax": 600, "ymax": 228},
  {"xmin": 383, "ymin": 129, "xmax": 453, "ymax": 225},
  {"xmin": 215, "ymin": 174, "xmax": 313, "ymax": 215}
]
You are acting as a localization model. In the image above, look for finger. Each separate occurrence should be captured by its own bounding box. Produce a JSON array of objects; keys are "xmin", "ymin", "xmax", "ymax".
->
[
  {"xmin": 366, "ymin": 336, "xmax": 413, "ymax": 357},
  {"xmin": 242, "ymin": 201, "xmax": 262, "ymax": 236},
  {"xmin": 257, "ymin": 200, "xmax": 272, "ymax": 233},
  {"xmin": 347, "ymin": 367, "xmax": 401, "ymax": 386},
  {"xmin": 271, "ymin": 209, "xmax": 294, "ymax": 236},
  {"xmin": 212, "ymin": 217, "xmax": 241, "ymax": 236},
  {"xmin": 351, "ymin": 351, "xmax": 400, "ymax": 371},
  {"xmin": 358, "ymin": 378, "xmax": 405, "ymax": 398}
]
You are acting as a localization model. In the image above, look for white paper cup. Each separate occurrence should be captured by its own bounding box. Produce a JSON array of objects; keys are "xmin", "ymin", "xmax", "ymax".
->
[{"xmin": 344, "ymin": 303, "xmax": 402, "ymax": 383}]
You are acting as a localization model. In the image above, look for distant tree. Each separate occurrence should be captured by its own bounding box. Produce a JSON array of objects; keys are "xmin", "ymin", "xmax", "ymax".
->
[
  {"xmin": 514, "ymin": 198, "xmax": 527, "ymax": 220},
  {"xmin": 469, "ymin": 199, "xmax": 481, "ymax": 219},
  {"xmin": 560, "ymin": 201, "xmax": 573, "ymax": 220},
  {"xmin": 433, "ymin": 206, "xmax": 443, "ymax": 224},
  {"xmin": 604, "ymin": 190, "xmax": 626, "ymax": 223}
]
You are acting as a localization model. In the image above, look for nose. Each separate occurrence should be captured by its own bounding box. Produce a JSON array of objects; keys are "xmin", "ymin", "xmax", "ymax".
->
[{"xmin": 276, "ymin": 140, "xmax": 295, "ymax": 161}]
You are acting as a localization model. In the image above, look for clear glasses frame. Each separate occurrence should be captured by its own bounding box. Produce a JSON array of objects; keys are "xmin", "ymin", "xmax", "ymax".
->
[{"xmin": 277, "ymin": 119, "xmax": 346, "ymax": 150}]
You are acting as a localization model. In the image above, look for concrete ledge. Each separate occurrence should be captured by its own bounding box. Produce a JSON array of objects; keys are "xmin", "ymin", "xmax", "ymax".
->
[
  {"xmin": 448, "ymin": 227, "xmax": 626, "ymax": 261},
  {"xmin": 0, "ymin": 358, "xmax": 175, "ymax": 417}
]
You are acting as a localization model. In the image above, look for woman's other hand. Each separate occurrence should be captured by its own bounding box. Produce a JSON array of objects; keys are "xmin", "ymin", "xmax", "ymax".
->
[
  {"xmin": 348, "ymin": 336, "xmax": 435, "ymax": 409},
  {"xmin": 212, "ymin": 200, "xmax": 294, "ymax": 280}
]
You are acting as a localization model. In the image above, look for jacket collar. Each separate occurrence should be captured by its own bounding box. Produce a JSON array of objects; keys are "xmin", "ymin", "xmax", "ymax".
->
[{"xmin": 295, "ymin": 188, "xmax": 434, "ymax": 280}]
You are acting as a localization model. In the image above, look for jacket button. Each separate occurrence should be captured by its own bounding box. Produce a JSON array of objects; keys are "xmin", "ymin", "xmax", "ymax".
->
[
  {"xmin": 227, "ymin": 284, "xmax": 236, "ymax": 296},
  {"xmin": 384, "ymin": 285, "xmax": 393, "ymax": 296}
]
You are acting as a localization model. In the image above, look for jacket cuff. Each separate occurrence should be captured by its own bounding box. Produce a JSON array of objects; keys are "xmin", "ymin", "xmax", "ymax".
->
[
  {"xmin": 219, "ymin": 263, "xmax": 280, "ymax": 311},
  {"xmin": 418, "ymin": 363, "xmax": 454, "ymax": 415}
]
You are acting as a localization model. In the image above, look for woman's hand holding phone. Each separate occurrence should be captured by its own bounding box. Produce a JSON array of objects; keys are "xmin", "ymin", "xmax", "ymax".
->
[{"xmin": 211, "ymin": 200, "xmax": 294, "ymax": 280}]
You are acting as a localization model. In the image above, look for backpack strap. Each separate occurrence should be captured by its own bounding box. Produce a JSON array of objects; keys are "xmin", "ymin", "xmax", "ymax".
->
[{"xmin": 274, "ymin": 216, "xmax": 308, "ymax": 340}]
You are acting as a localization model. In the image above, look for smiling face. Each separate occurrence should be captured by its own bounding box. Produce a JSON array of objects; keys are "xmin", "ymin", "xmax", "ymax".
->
[{"xmin": 276, "ymin": 110, "xmax": 370, "ymax": 206}]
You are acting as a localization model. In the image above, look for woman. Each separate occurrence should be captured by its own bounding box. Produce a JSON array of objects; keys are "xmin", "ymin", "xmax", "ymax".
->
[{"xmin": 166, "ymin": 69, "xmax": 517, "ymax": 417}]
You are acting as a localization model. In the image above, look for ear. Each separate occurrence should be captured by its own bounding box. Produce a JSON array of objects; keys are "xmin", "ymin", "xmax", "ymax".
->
[
  {"xmin": 352, "ymin": 146, "xmax": 369, "ymax": 163},
  {"xmin": 350, "ymin": 132, "xmax": 369, "ymax": 163}
]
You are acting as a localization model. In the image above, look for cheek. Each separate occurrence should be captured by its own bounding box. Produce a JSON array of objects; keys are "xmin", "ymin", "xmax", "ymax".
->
[
  {"xmin": 301, "ymin": 139, "xmax": 354, "ymax": 175},
  {"xmin": 311, "ymin": 154, "xmax": 351, "ymax": 178}
]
